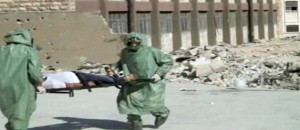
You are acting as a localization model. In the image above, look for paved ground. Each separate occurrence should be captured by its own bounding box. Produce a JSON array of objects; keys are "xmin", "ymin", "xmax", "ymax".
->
[{"xmin": 1, "ymin": 82, "xmax": 300, "ymax": 130}]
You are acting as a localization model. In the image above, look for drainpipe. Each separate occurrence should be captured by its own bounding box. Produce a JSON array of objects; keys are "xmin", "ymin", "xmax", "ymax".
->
[
  {"xmin": 127, "ymin": 0, "xmax": 136, "ymax": 32},
  {"xmin": 247, "ymin": 0, "xmax": 254, "ymax": 42}
]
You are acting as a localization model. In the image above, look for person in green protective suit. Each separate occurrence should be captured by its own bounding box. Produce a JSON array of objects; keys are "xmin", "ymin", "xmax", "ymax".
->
[
  {"xmin": 0, "ymin": 29, "xmax": 43, "ymax": 130},
  {"xmin": 117, "ymin": 33, "xmax": 173, "ymax": 130}
]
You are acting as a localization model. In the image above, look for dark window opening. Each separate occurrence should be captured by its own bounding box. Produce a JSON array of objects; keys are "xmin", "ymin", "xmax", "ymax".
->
[
  {"xmin": 286, "ymin": 25, "xmax": 299, "ymax": 32},
  {"xmin": 180, "ymin": 12, "xmax": 191, "ymax": 32},
  {"xmin": 108, "ymin": 12, "xmax": 128, "ymax": 33},
  {"xmin": 286, "ymin": 1, "xmax": 298, "ymax": 12},
  {"xmin": 160, "ymin": 12, "xmax": 173, "ymax": 33},
  {"xmin": 215, "ymin": 12, "xmax": 223, "ymax": 29},
  {"xmin": 136, "ymin": 12, "xmax": 151, "ymax": 35}
]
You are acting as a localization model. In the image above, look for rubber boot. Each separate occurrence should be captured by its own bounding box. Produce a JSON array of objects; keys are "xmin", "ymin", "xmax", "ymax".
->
[
  {"xmin": 127, "ymin": 115, "xmax": 143, "ymax": 130},
  {"xmin": 154, "ymin": 109, "xmax": 170, "ymax": 128}
]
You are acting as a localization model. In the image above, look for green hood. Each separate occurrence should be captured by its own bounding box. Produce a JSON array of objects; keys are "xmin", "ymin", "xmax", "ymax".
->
[
  {"xmin": 124, "ymin": 32, "xmax": 148, "ymax": 46},
  {"xmin": 4, "ymin": 29, "xmax": 32, "ymax": 46}
]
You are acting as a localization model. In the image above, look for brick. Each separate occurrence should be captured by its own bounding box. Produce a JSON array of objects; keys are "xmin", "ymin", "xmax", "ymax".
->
[
  {"xmin": 32, "ymin": 2, "xmax": 41, "ymax": 6},
  {"xmin": 18, "ymin": 7, "xmax": 26, "ymax": 11},
  {"xmin": 0, "ymin": 0, "xmax": 75, "ymax": 12},
  {"xmin": 49, "ymin": 6, "xmax": 59, "ymax": 10},
  {"xmin": 28, "ymin": 6, "xmax": 39, "ymax": 11}
]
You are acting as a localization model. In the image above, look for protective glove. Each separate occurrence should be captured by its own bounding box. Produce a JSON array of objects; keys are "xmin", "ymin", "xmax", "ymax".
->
[
  {"xmin": 37, "ymin": 87, "xmax": 46, "ymax": 94},
  {"xmin": 152, "ymin": 74, "xmax": 161, "ymax": 82}
]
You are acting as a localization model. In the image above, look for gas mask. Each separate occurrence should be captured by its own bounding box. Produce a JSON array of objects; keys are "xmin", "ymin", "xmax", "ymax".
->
[{"xmin": 127, "ymin": 37, "xmax": 141, "ymax": 51}]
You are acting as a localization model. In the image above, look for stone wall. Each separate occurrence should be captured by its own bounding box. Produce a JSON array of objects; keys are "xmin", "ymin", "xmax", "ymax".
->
[
  {"xmin": 0, "ymin": 0, "xmax": 75, "ymax": 12},
  {"xmin": 0, "ymin": 12, "xmax": 124, "ymax": 70}
]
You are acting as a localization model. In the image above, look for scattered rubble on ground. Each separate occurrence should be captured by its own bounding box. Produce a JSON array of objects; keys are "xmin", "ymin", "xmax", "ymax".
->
[
  {"xmin": 41, "ymin": 36, "xmax": 300, "ymax": 90},
  {"xmin": 168, "ymin": 36, "xmax": 300, "ymax": 90},
  {"xmin": 41, "ymin": 62, "xmax": 113, "ymax": 75}
]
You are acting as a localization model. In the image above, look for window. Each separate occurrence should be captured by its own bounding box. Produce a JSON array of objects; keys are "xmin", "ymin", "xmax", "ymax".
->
[
  {"xmin": 253, "ymin": 11, "xmax": 258, "ymax": 26},
  {"xmin": 215, "ymin": 12, "xmax": 223, "ymax": 29},
  {"xmin": 136, "ymin": 12, "xmax": 151, "ymax": 35},
  {"xmin": 242, "ymin": 11, "xmax": 248, "ymax": 27},
  {"xmin": 108, "ymin": 12, "xmax": 128, "ymax": 33},
  {"xmin": 198, "ymin": 12, "xmax": 207, "ymax": 32},
  {"xmin": 286, "ymin": 25, "xmax": 299, "ymax": 32},
  {"xmin": 229, "ymin": 12, "xmax": 236, "ymax": 28},
  {"xmin": 160, "ymin": 12, "xmax": 173, "ymax": 33},
  {"xmin": 181, "ymin": 12, "xmax": 191, "ymax": 31},
  {"xmin": 286, "ymin": 1, "xmax": 298, "ymax": 12}
]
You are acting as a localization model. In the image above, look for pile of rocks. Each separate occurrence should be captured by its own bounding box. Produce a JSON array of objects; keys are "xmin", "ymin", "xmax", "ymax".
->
[
  {"xmin": 168, "ymin": 43, "xmax": 300, "ymax": 90},
  {"xmin": 41, "ymin": 39, "xmax": 300, "ymax": 90},
  {"xmin": 281, "ymin": 36, "xmax": 300, "ymax": 41},
  {"xmin": 41, "ymin": 62, "xmax": 113, "ymax": 75}
]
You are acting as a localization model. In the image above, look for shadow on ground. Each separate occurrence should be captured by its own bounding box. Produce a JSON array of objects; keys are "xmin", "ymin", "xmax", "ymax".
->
[{"xmin": 29, "ymin": 117, "xmax": 130, "ymax": 130}]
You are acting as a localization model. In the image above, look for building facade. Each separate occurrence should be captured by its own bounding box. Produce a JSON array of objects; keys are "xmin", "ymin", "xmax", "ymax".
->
[
  {"xmin": 76, "ymin": 0, "xmax": 278, "ymax": 52},
  {"xmin": 281, "ymin": 0, "xmax": 300, "ymax": 36},
  {"xmin": 0, "ymin": 0, "xmax": 280, "ymax": 53}
]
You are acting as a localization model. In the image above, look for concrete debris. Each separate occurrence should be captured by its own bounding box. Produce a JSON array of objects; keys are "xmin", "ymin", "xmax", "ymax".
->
[
  {"xmin": 41, "ymin": 62, "xmax": 112, "ymax": 75},
  {"xmin": 207, "ymin": 73, "xmax": 221, "ymax": 82},
  {"xmin": 195, "ymin": 64, "xmax": 213, "ymax": 77},
  {"xmin": 180, "ymin": 88, "xmax": 197, "ymax": 92},
  {"xmin": 281, "ymin": 36, "xmax": 300, "ymax": 41},
  {"xmin": 210, "ymin": 58, "xmax": 227, "ymax": 73},
  {"xmin": 168, "ymin": 39, "xmax": 300, "ymax": 91},
  {"xmin": 231, "ymin": 78, "xmax": 247, "ymax": 89},
  {"xmin": 41, "ymin": 37, "xmax": 300, "ymax": 91}
]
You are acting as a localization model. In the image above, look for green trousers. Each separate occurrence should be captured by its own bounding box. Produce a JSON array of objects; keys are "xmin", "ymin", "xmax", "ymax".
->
[{"xmin": 4, "ymin": 115, "xmax": 31, "ymax": 130}]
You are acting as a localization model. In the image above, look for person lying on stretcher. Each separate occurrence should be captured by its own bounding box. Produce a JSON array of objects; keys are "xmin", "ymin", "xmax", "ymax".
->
[{"xmin": 37, "ymin": 67, "xmax": 137, "ymax": 93}]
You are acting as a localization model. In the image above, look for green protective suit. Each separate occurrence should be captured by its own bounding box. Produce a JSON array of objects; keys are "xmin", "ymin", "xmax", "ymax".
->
[
  {"xmin": 117, "ymin": 33, "xmax": 173, "ymax": 117},
  {"xmin": 0, "ymin": 29, "xmax": 43, "ymax": 130}
]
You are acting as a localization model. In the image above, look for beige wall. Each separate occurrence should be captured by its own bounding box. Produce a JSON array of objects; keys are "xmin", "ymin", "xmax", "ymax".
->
[
  {"xmin": 0, "ymin": 0, "xmax": 75, "ymax": 12},
  {"xmin": 0, "ymin": 12, "xmax": 124, "ymax": 69}
]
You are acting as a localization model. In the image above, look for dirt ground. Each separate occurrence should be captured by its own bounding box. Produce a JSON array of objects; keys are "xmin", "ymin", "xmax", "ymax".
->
[{"xmin": 234, "ymin": 38, "xmax": 300, "ymax": 58}]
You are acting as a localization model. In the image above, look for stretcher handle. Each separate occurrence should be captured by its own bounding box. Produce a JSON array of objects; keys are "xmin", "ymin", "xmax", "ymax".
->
[
  {"xmin": 69, "ymin": 89, "xmax": 74, "ymax": 97},
  {"xmin": 135, "ymin": 78, "xmax": 155, "ymax": 82}
]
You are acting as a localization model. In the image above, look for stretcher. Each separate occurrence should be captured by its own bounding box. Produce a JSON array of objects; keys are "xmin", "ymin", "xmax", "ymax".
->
[{"xmin": 45, "ymin": 78, "xmax": 155, "ymax": 97}]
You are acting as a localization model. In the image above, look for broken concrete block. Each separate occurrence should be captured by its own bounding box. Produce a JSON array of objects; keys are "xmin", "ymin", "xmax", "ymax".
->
[
  {"xmin": 181, "ymin": 70, "xmax": 191, "ymax": 77},
  {"xmin": 231, "ymin": 78, "xmax": 247, "ymax": 88},
  {"xmin": 192, "ymin": 78, "xmax": 200, "ymax": 82},
  {"xmin": 189, "ymin": 57, "xmax": 211, "ymax": 68},
  {"xmin": 175, "ymin": 56, "xmax": 193, "ymax": 63},
  {"xmin": 218, "ymin": 51, "xmax": 227, "ymax": 58},
  {"xmin": 195, "ymin": 64, "xmax": 214, "ymax": 77},
  {"xmin": 208, "ymin": 73, "xmax": 221, "ymax": 81},
  {"xmin": 188, "ymin": 47, "xmax": 200, "ymax": 56},
  {"xmin": 286, "ymin": 62, "xmax": 300, "ymax": 72},
  {"xmin": 203, "ymin": 51, "xmax": 214, "ymax": 59},
  {"xmin": 263, "ymin": 61, "xmax": 277, "ymax": 68},
  {"xmin": 236, "ymin": 58, "xmax": 246, "ymax": 63},
  {"xmin": 210, "ymin": 59, "xmax": 227, "ymax": 73}
]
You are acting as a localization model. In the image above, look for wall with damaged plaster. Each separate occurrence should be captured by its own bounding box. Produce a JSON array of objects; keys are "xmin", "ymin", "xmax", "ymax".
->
[
  {"xmin": 0, "ymin": 12, "xmax": 124, "ymax": 70},
  {"xmin": 0, "ymin": 0, "xmax": 75, "ymax": 12}
]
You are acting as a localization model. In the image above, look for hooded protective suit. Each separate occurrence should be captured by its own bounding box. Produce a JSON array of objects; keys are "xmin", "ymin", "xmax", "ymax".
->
[
  {"xmin": 0, "ymin": 29, "xmax": 43, "ymax": 130},
  {"xmin": 117, "ymin": 33, "xmax": 173, "ymax": 117}
]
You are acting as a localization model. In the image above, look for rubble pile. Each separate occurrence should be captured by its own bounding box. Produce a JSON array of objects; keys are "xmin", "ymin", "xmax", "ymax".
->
[
  {"xmin": 168, "ymin": 43, "xmax": 300, "ymax": 90},
  {"xmin": 41, "ymin": 62, "xmax": 112, "ymax": 75},
  {"xmin": 281, "ymin": 36, "xmax": 300, "ymax": 41},
  {"xmin": 76, "ymin": 62, "xmax": 112, "ymax": 74},
  {"xmin": 41, "ymin": 37, "xmax": 300, "ymax": 90}
]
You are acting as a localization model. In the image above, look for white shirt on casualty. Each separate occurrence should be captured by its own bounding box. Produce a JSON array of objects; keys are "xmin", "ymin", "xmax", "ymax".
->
[{"xmin": 42, "ymin": 71, "xmax": 80, "ymax": 89}]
